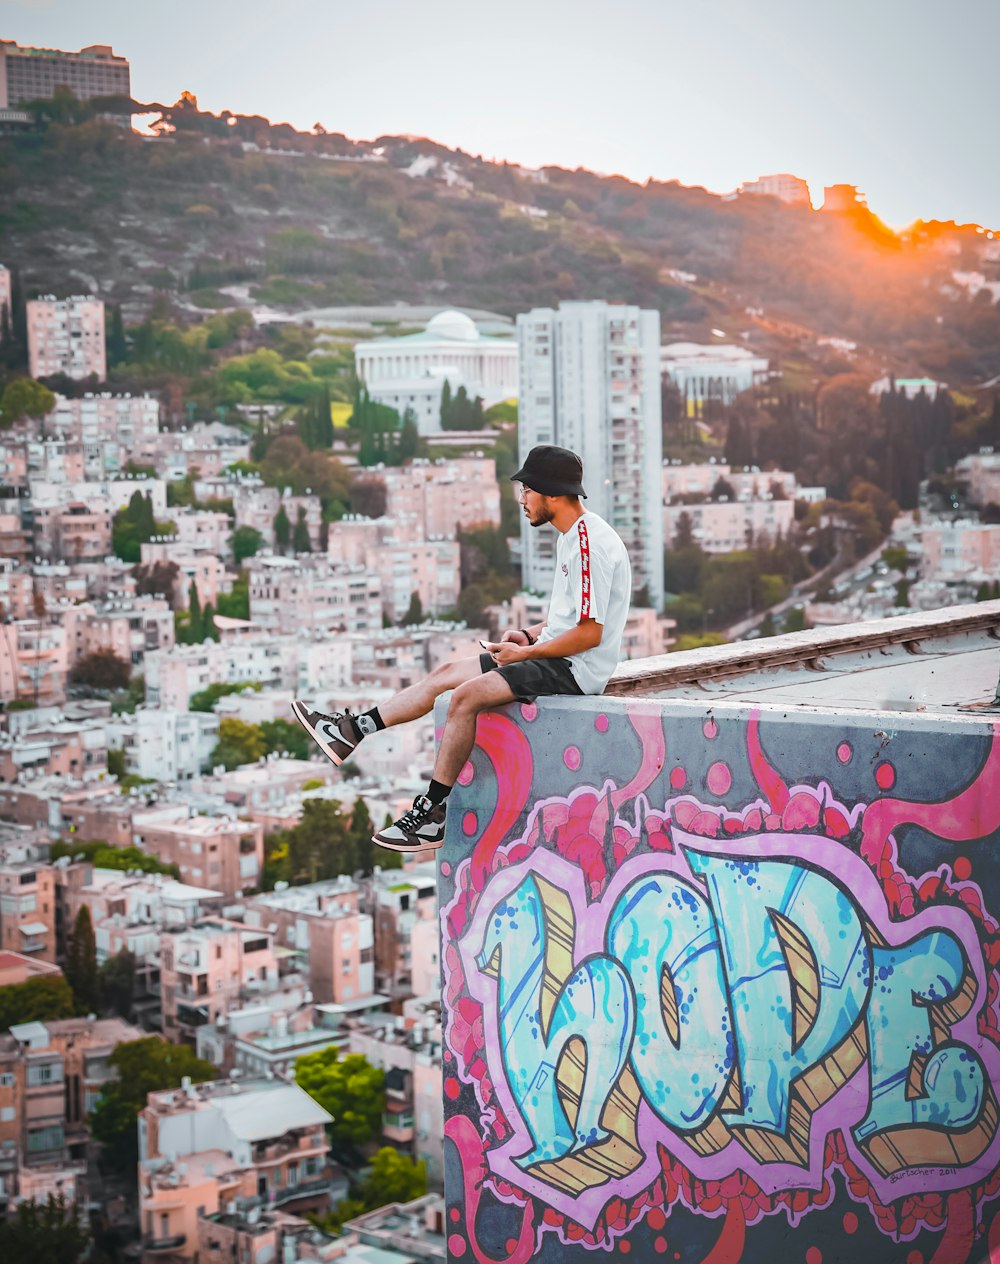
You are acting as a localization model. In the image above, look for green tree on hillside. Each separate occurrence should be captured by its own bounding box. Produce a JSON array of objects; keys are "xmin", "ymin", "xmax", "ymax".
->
[
  {"xmin": 295, "ymin": 1047, "xmax": 384, "ymax": 1152},
  {"xmin": 1, "ymin": 377, "xmax": 56, "ymax": 429},
  {"xmin": 232, "ymin": 525, "xmax": 263, "ymax": 563},
  {"xmin": 0, "ymin": 1196, "xmax": 90, "ymax": 1264},
  {"xmin": 65, "ymin": 907, "xmax": 98, "ymax": 1015},
  {"xmin": 0, "ymin": 974, "xmax": 75, "ymax": 1030},
  {"xmin": 274, "ymin": 504, "xmax": 291, "ymax": 553},
  {"xmin": 293, "ymin": 506, "xmax": 312, "ymax": 552}
]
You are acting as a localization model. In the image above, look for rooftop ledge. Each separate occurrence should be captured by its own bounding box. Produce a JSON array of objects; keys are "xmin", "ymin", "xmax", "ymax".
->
[{"xmin": 438, "ymin": 599, "xmax": 1000, "ymax": 1261}]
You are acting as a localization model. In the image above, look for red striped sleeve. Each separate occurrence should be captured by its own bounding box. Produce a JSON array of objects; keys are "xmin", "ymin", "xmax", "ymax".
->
[{"xmin": 578, "ymin": 519, "xmax": 591, "ymax": 619}]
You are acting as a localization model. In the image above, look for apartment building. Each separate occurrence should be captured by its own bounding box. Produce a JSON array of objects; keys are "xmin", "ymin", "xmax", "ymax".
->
[
  {"xmin": 372, "ymin": 866, "xmax": 438, "ymax": 999},
  {"xmin": 245, "ymin": 877, "xmax": 375, "ymax": 1006},
  {"xmin": 326, "ymin": 518, "xmax": 460, "ymax": 622},
  {"xmin": 197, "ymin": 998, "xmax": 340, "ymax": 1079},
  {"xmin": 248, "ymin": 557, "xmax": 383, "ymax": 635},
  {"xmin": 921, "ymin": 521, "xmax": 1000, "ymax": 584},
  {"xmin": 139, "ymin": 539, "xmax": 227, "ymax": 610},
  {"xmin": 662, "ymin": 462, "xmax": 798, "ymax": 502},
  {"xmin": 0, "ymin": 1016, "xmax": 144, "ymax": 1209},
  {"xmin": 139, "ymin": 1077, "xmax": 335, "ymax": 1259},
  {"xmin": 736, "ymin": 172, "xmax": 811, "ymax": 205},
  {"xmin": 0, "ymin": 717, "xmax": 107, "ymax": 785},
  {"xmin": 49, "ymin": 392, "xmax": 160, "ymax": 478},
  {"xmin": 32, "ymin": 498, "xmax": 112, "ymax": 563},
  {"xmin": 346, "ymin": 1000, "xmax": 444, "ymax": 1186},
  {"xmin": 142, "ymin": 420, "xmax": 250, "ymax": 480},
  {"xmin": 0, "ymin": 859, "xmax": 56, "ymax": 962},
  {"xmin": 198, "ymin": 1206, "xmax": 343, "ymax": 1263},
  {"xmin": 106, "ymin": 707, "xmax": 218, "ymax": 783},
  {"xmin": 0, "ymin": 40, "xmax": 130, "ymax": 108},
  {"xmin": 0, "ymin": 561, "xmax": 34, "ymax": 621},
  {"xmin": 518, "ymin": 301, "xmax": 664, "ymax": 607},
  {"xmin": 664, "ymin": 496, "xmax": 796, "ymax": 552},
  {"xmin": 160, "ymin": 920, "xmax": 283, "ymax": 1043},
  {"xmin": 144, "ymin": 633, "xmax": 352, "ymax": 711},
  {"xmin": 26, "ymin": 295, "xmax": 106, "ymax": 381},
  {"xmin": 58, "ymin": 594, "xmax": 175, "ymax": 669},
  {"xmin": 955, "ymin": 450, "xmax": 1000, "ymax": 508},
  {"xmin": 0, "ymin": 618, "xmax": 68, "ymax": 707},
  {"xmin": 133, "ymin": 812, "xmax": 264, "ymax": 896},
  {"xmin": 373, "ymin": 456, "xmax": 502, "ymax": 535}
]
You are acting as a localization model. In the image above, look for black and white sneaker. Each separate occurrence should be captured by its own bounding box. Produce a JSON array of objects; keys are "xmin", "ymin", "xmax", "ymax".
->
[
  {"xmin": 373, "ymin": 796, "xmax": 447, "ymax": 853},
  {"xmin": 291, "ymin": 700, "xmax": 361, "ymax": 767}
]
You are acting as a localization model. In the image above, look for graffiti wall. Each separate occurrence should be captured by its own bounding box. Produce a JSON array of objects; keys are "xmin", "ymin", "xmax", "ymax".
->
[{"xmin": 438, "ymin": 697, "xmax": 1000, "ymax": 1264}]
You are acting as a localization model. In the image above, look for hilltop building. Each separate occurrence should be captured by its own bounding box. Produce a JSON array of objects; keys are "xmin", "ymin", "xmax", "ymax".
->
[
  {"xmin": 0, "ymin": 40, "xmax": 130, "ymax": 108},
  {"xmin": 517, "ymin": 300, "xmax": 664, "ymax": 608},
  {"xmin": 354, "ymin": 310, "xmax": 518, "ymax": 430},
  {"xmin": 736, "ymin": 173, "xmax": 811, "ymax": 206},
  {"xmin": 26, "ymin": 295, "xmax": 106, "ymax": 381}
]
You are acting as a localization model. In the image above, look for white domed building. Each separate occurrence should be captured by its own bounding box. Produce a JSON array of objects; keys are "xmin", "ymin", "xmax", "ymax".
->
[{"xmin": 354, "ymin": 309, "xmax": 519, "ymax": 433}]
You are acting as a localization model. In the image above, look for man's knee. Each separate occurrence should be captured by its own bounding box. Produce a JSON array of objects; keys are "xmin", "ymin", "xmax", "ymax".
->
[{"xmin": 447, "ymin": 678, "xmax": 489, "ymax": 714}]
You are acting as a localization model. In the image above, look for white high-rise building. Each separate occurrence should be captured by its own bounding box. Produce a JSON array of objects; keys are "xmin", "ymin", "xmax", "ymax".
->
[
  {"xmin": 517, "ymin": 301, "xmax": 664, "ymax": 609},
  {"xmin": 27, "ymin": 295, "xmax": 106, "ymax": 381}
]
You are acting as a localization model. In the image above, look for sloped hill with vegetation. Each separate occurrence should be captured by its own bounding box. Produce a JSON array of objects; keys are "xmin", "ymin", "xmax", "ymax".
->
[{"xmin": 2, "ymin": 92, "xmax": 999, "ymax": 385}]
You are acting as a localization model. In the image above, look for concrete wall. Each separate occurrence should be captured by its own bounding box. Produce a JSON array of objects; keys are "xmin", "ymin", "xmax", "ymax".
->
[{"xmin": 438, "ymin": 695, "xmax": 1000, "ymax": 1262}]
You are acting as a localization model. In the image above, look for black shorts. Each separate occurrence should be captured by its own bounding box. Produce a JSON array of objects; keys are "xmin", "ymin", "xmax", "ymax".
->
[{"xmin": 479, "ymin": 651, "xmax": 585, "ymax": 703}]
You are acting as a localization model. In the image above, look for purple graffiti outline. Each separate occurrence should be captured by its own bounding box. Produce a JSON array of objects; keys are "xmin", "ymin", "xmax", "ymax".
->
[{"xmin": 447, "ymin": 789, "xmax": 1000, "ymax": 1236}]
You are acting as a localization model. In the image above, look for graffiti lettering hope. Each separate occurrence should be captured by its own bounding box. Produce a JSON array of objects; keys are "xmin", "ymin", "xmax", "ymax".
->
[{"xmin": 459, "ymin": 827, "xmax": 1000, "ymax": 1230}]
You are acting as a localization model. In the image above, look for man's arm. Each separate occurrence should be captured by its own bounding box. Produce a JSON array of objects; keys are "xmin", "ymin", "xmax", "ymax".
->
[
  {"xmin": 492, "ymin": 618, "xmax": 600, "ymax": 664},
  {"xmin": 499, "ymin": 621, "xmax": 546, "ymax": 647}
]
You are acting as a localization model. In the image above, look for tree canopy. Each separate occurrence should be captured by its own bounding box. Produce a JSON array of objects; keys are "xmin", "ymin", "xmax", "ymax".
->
[{"xmin": 295, "ymin": 1046, "xmax": 384, "ymax": 1153}]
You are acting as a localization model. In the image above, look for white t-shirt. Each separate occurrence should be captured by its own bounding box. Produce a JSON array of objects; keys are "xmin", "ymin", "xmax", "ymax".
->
[{"xmin": 538, "ymin": 510, "xmax": 632, "ymax": 694}]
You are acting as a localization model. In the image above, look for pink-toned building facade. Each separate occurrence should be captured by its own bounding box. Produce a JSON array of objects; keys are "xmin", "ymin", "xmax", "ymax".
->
[
  {"xmin": 248, "ymin": 557, "xmax": 382, "ymax": 636},
  {"xmin": 139, "ymin": 1078, "xmax": 334, "ymax": 1258},
  {"xmin": 664, "ymin": 496, "xmax": 796, "ymax": 552},
  {"xmin": 133, "ymin": 812, "xmax": 264, "ymax": 896},
  {"xmin": 0, "ymin": 860, "xmax": 56, "ymax": 962},
  {"xmin": 326, "ymin": 519, "xmax": 460, "ymax": 622},
  {"xmin": 139, "ymin": 540, "xmax": 226, "ymax": 610},
  {"xmin": 245, "ymin": 877, "xmax": 374, "ymax": 1007},
  {"xmin": 160, "ymin": 920, "xmax": 280, "ymax": 1042},
  {"xmin": 921, "ymin": 521, "xmax": 1000, "ymax": 583},
  {"xmin": 26, "ymin": 295, "xmax": 106, "ymax": 381},
  {"xmin": 0, "ymin": 619, "xmax": 68, "ymax": 706},
  {"xmin": 376, "ymin": 456, "xmax": 502, "ymax": 535}
]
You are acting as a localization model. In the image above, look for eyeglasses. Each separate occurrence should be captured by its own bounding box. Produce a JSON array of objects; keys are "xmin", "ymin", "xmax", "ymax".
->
[{"xmin": 514, "ymin": 483, "xmax": 535, "ymax": 503}]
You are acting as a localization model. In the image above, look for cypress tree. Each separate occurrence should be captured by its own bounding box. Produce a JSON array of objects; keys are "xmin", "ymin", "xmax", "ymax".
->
[
  {"xmin": 66, "ymin": 906, "xmax": 99, "ymax": 1014},
  {"xmin": 202, "ymin": 603, "xmax": 219, "ymax": 641},
  {"xmin": 274, "ymin": 504, "xmax": 291, "ymax": 553},
  {"xmin": 107, "ymin": 303, "xmax": 127, "ymax": 367},
  {"xmin": 440, "ymin": 379, "xmax": 452, "ymax": 429},
  {"xmin": 188, "ymin": 581, "xmax": 202, "ymax": 640},
  {"xmin": 293, "ymin": 506, "xmax": 311, "ymax": 553}
]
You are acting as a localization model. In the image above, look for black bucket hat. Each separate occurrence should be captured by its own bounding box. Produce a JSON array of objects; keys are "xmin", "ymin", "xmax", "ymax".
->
[{"xmin": 511, "ymin": 444, "xmax": 587, "ymax": 498}]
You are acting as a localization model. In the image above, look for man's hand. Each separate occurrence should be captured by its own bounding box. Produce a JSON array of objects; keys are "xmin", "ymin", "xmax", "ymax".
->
[
  {"xmin": 481, "ymin": 639, "xmax": 530, "ymax": 666},
  {"xmin": 500, "ymin": 629, "xmax": 530, "ymax": 646}
]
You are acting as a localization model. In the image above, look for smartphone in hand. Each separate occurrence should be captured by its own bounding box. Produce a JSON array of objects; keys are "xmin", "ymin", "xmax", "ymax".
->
[{"xmin": 479, "ymin": 640, "xmax": 496, "ymax": 651}]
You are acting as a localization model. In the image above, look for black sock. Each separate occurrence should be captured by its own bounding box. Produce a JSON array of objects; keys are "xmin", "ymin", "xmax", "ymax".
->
[
  {"xmin": 354, "ymin": 707, "xmax": 385, "ymax": 738},
  {"xmin": 426, "ymin": 779, "xmax": 452, "ymax": 806}
]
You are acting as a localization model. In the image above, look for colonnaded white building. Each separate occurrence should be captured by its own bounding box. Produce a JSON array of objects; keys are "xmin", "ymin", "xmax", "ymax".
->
[
  {"xmin": 517, "ymin": 300, "xmax": 664, "ymax": 610},
  {"xmin": 354, "ymin": 310, "xmax": 519, "ymax": 433},
  {"xmin": 661, "ymin": 343, "xmax": 769, "ymax": 406}
]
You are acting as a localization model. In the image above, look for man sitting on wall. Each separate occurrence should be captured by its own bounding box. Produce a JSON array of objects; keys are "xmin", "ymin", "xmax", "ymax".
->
[{"xmin": 292, "ymin": 445, "xmax": 632, "ymax": 853}]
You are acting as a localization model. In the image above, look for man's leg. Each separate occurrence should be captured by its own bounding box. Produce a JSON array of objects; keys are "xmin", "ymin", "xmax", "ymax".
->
[
  {"xmin": 292, "ymin": 655, "xmax": 484, "ymax": 766},
  {"xmin": 372, "ymin": 670, "xmax": 517, "ymax": 853},
  {"xmin": 431, "ymin": 670, "xmax": 517, "ymax": 784}
]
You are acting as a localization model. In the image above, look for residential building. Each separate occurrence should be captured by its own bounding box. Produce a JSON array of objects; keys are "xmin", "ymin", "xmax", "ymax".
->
[
  {"xmin": 0, "ymin": 716, "xmax": 107, "ymax": 785},
  {"xmin": 245, "ymin": 877, "xmax": 375, "ymax": 1007},
  {"xmin": 343, "ymin": 1195, "xmax": 447, "ymax": 1262},
  {"xmin": 921, "ymin": 521, "xmax": 1000, "ymax": 585},
  {"xmin": 355, "ymin": 309, "xmax": 518, "ymax": 430},
  {"xmin": 955, "ymin": 450, "xmax": 1000, "ymax": 508},
  {"xmin": 26, "ymin": 295, "xmax": 106, "ymax": 381},
  {"xmin": 662, "ymin": 462, "xmax": 798, "ymax": 502},
  {"xmin": 144, "ymin": 633, "xmax": 352, "ymax": 711},
  {"xmin": 198, "ymin": 1206, "xmax": 343, "ymax": 1264},
  {"xmin": 0, "ymin": 561, "xmax": 33, "ymax": 621},
  {"xmin": 371, "ymin": 865, "xmax": 438, "ymax": 999},
  {"xmin": 159, "ymin": 920, "xmax": 282, "ymax": 1042},
  {"xmin": 0, "ymin": 860, "xmax": 56, "ymax": 961},
  {"xmin": 736, "ymin": 173, "xmax": 812, "ymax": 206},
  {"xmin": 518, "ymin": 300, "xmax": 664, "ymax": 607},
  {"xmin": 664, "ymin": 496, "xmax": 796, "ymax": 552},
  {"xmin": 196, "ymin": 997, "xmax": 336, "ymax": 1078},
  {"xmin": 133, "ymin": 812, "xmax": 264, "ymax": 896},
  {"xmin": 159, "ymin": 507, "xmax": 232, "ymax": 559},
  {"xmin": 106, "ymin": 708, "xmax": 218, "ymax": 783},
  {"xmin": 141, "ymin": 420, "xmax": 250, "ymax": 479},
  {"xmin": 139, "ymin": 1077, "xmax": 336, "ymax": 1258},
  {"xmin": 0, "ymin": 618, "xmax": 68, "ymax": 706},
  {"xmin": 326, "ymin": 518, "xmax": 460, "ymax": 622},
  {"xmin": 347, "ymin": 1001, "xmax": 444, "ymax": 1185},
  {"xmin": 57, "ymin": 594, "xmax": 175, "ymax": 669},
  {"xmin": 0, "ymin": 948, "xmax": 61, "ymax": 989},
  {"xmin": 661, "ymin": 342, "xmax": 770, "ymax": 406},
  {"xmin": 139, "ymin": 539, "xmax": 226, "ymax": 610},
  {"xmin": 0, "ymin": 40, "xmax": 130, "ymax": 108},
  {"xmin": 365, "ymin": 455, "xmax": 502, "ymax": 535},
  {"xmin": 49, "ymin": 392, "xmax": 160, "ymax": 478},
  {"xmin": 247, "ymin": 557, "xmax": 383, "ymax": 636},
  {"xmin": 0, "ymin": 1016, "xmax": 144, "ymax": 1210}
]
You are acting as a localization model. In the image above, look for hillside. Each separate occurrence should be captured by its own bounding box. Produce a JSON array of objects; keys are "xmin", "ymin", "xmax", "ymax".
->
[{"xmin": 2, "ymin": 96, "xmax": 999, "ymax": 385}]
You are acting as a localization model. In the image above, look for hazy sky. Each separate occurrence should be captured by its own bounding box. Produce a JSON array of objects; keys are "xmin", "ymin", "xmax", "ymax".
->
[{"xmin": 6, "ymin": 0, "xmax": 998, "ymax": 228}]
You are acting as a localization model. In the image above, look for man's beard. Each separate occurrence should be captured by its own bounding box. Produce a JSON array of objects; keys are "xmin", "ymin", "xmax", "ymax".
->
[{"xmin": 527, "ymin": 504, "xmax": 555, "ymax": 527}]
